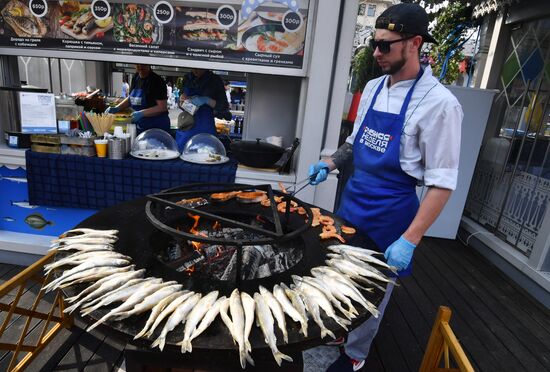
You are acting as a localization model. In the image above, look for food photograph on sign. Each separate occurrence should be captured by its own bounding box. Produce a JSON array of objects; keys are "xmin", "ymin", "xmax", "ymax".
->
[
  {"xmin": 174, "ymin": 6, "xmax": 237, "ymax": 49},
  {"xmin": 0, "ymin": 0, "xmax": 49, "ymax": 38},
  {"xmin": 237, "ymin": 8, "xmax": 307, "ymax": 55},
  {"xmin": 57, "ymin": 0, "xmax": 113, "ymax": 40},
  {"xmin": 113, "ymin": 3, "xmax": 167, "ymax": 45}
]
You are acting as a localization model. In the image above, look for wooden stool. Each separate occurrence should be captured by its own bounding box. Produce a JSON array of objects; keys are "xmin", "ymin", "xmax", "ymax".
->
[{"xmin": 419, "ymin": 306, "xmax": 474, "ymax": 372}]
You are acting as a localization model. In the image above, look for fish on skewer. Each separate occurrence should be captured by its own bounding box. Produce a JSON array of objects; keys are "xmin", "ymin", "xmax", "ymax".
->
[
  {"xmin": 328, "ymin": 244, "xmax": 384, "ymax": 257},
  {"xmin": 273, "ymin": 284, "xmax": 308, "ymax": 337},
  {"xmin": 133, "ymin": 292, "xmax": 182, "ymax": 340},
  {"xmin": 86, "ymin": 282, "xmax": 180, "ymax": 331},
  {"xmin": 259, "ymin": 286, "xmax": 288, "ymax": 343},
  {"xmin": 327, "ymin": 258, "xmax": 395, "ymax": 285},
  {"xmin": 47, "ymin": 265, "xmax": 132, "ymax": 292},
  {"xmin": 311, "ymin": 271, "xmax": 380, "ymax": 318},
  {"xmin": 253, "ymin": 292, "xmax": 293, "ymax": 366},
  {"xmin": 151, "ymin": 293, "xmax": 202, "ymax": 351},
  {"xmin": 302, "ymin": 275, "xmax": 359, "ymax": 317},
  {"xmin": 292, "ymin": 278, "xmax": 350, "ymax": 331},
  {"xmin": 327, "ymin": 246, "xmax": 396, "ymax": 272},
  {"xmin": 49, "ymin": 243, "xmax": 114, "ymax": 252},
  {"xmin": 187, "ymin": 296, "xmax": 227, "ymax": 348},
  {"xmin": 112, "ymin": 284, "xmax": 183, "ymax": 320},
  {"xmin": 292, "ymin": 275, "xmax": 356, "ymax": 320},
  {"xmin": 219, "ymin": 296, "xmax": 254, "ymax": 368},
  {"xmin": 291, "ymin": 284, "xmax": 335, "ymax": 339},
  {"xmin": 179, "ymin": 291, "xmax": 219, "ymax": 353},
  {"xmin": 81, "ymin": 278, "xmax": 162, "ymax": 315},
  {"xmin": 64, "ymin": 269, "xmax": 144, "ymax": 314},
  {"xmin": 280, "ymin": 283, "xmax": 309, "ymax": 329},
  {"xmin": 45, "ymin": 251, "xmax": 130, "ymax": 273},
  {"xmin": 50, "ymin": 236, "xmax": 118, "ymax": 248},
  {"xmin": 240, "ymin": 292, "xmax": 255, "ymax": 353},
  {"xmin": 44, "ymin": 258, "xmax": 130, "ymax": 291},
  {"xmin": 59, "ymin": 228, "xmax": 118, "ymax": 238},
  {"xmin": 141, "ymin": 291, "xmax": 195, "ymax": 339},
  {"xmin": 311, "ymin": 266, "xmax": 376, "ymax": 293},
  {"xmin": 229, "ymin": 289, "xmax": 249, "ymax": 369}
]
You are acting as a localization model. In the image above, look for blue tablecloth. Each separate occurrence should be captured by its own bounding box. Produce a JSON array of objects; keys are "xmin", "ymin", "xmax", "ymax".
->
[{"xmin": 26, "ymin": 151, "xmax": 238, "ymax": 210}]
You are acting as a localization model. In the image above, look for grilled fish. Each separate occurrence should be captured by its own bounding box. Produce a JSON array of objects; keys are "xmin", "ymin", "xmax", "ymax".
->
[
  {"xmin": 291, "ymin": 284, "xmax": 335, "ymax": 339},
  {"xmin": 273, "ymin": 284, "xmax": 308, "ymax": 337},
  {"xmin": 151, "ymin": 293, "xmax": 202, "ymax": 351},
  {"xmin": 240, "ymin": 292, "xmax": 255, "ymax": 353},
  {"xmin": 143, "ymin": 291, "xmax": 195, "ymax": 339},
  {"xmin": 259, "ymin": 286, "xmax": 288, "ymax": 343},
  {"xmin": 133, "ymin": 292, "xmax": 182, "ymax": 340},
  {"xmin": 179, "ymin": 291, "xmax": 219, "ymax": 353},
  {"xmin": 188, "ymin": 296, "xmax": 227, "ymax": 347},
  {"xmin": 254, "ymin": 292, "xmax": 293, "ymax": 366},
  {"xmin": 292, "ymin": 278, "xmax": 350, "ymax": 331}
]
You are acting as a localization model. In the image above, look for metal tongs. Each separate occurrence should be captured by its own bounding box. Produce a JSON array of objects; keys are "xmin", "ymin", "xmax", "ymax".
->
[{"xmin": 288, "ymin": 166, "xmax": 330, "ymax": 197}]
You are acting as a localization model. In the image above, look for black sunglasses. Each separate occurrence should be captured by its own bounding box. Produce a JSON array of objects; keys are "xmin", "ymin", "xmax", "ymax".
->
[{"xmin": 369, "ymin": 35, "xmax": 415, "ymax": 54}]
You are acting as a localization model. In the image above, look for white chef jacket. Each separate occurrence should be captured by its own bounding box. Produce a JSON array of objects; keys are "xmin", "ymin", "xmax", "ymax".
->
[{"xmin": 346, "ymin": 66, "xmax": 463, "ymax": 190}]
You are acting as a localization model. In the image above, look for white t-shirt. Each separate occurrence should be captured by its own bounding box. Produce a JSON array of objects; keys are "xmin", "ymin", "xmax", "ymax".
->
[{"xmin": 346, "ymin": 66, "xmax": 463, "ymax": 190}]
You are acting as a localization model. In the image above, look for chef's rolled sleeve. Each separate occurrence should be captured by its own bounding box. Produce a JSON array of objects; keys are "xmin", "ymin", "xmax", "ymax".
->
[{"xmin": 420, "ymin": 102, "xmax": 462, "ymax": 190}]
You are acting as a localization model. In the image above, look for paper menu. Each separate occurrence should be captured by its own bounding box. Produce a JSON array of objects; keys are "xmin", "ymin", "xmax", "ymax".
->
[{"xmin": 19, "ymin": 92, "xmax": 57, "ymax": 133}]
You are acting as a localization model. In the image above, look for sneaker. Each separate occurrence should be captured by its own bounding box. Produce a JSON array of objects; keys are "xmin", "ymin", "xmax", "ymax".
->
[
  {"xmin": 325, "ymin": 336, "xmax": 345, "ymax": 346},
  {"xmin": 326, "ymin": 353, "xmax": 365, "ymax": 372}
]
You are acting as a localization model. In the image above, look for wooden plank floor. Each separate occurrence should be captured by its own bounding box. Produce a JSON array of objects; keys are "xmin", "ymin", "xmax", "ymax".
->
[{"xmin": 1, "ymin": 237, "xmax": 549, "ymax": 372}]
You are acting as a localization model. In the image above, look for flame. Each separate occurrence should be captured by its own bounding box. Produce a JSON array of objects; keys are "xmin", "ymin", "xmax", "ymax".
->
[
  {"xmin": 213, "ymin": 221, "xmax": 221, "ymax": 230},
  {"xmin": 256, "ymin": 215, "xmax": 267, "ymax": 224},
  {"xmin": 189, "ymin": 213, "xmax": 201, "ymax": 234},
  {"xmin": 187, "ymin": 213, "xmax": 207, "ymax": 252},
  {"xmin": 185, "ymin": 265, "xmax": 195, "ymax": 275},
  {"xmin": 214, "ymin": 246, "xmax": 223, "ymax": 259}
]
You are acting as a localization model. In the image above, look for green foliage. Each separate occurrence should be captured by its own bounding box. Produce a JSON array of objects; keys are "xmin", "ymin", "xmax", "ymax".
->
[
  {"xmin": 409, "ymin": 1, "xmax": 473, "ymax": 83},
  {"xmin": 352, "ymin": 46, "xmax": 382, "ymax": 93}
]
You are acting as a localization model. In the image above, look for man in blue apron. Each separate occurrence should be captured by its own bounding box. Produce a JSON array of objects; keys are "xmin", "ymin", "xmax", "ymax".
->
[
  {"xmin": 106, "ymin": 64, "xmax": 170, "ymax": 135},
  {"xmin": 175, "ymin": 69, "xmax": 230, "ymax": 151},
  {"xmin": 309, "ymin": 4, "xmax": 463, "ymax": 371}
]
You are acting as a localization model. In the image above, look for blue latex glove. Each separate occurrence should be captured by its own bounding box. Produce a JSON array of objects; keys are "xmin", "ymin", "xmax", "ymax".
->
[
  {"xmin": 131, "ymin": 110, "xmax": 145, "ymax": 123},
  {"xmin": 190, "ymin": 96, "xmax": 211, "ymax": 107},
  {"xmin": 384, "ymin": 236, "xmax": 416, "ymax": 271},
  {"xmin": 105, "ymin": 106, "xmax": 120, "ymax": 114},
  {"xmin": 308, "ymin": 161, "xmax": 330, "ymax": 185}
]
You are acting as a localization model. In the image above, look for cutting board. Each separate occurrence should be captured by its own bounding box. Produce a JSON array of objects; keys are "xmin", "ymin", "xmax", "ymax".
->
[{"xmin": 61, "ymin": 23, "xmax": 112, "ymax": 40}]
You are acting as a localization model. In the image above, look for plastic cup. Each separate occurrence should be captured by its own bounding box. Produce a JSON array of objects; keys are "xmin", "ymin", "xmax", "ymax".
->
[
  {"xmin": 113, "ymin": 126, "xmax": 124, "ymax": 137},
  {"xmin": 94, "ymin": 139, "xmax": 108, "ymax": 158}
]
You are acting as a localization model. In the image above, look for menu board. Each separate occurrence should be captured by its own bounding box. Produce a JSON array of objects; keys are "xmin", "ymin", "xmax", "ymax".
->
[{"xmin": 0, "ymin": 0, "xmax": 311, "ymax": 71}]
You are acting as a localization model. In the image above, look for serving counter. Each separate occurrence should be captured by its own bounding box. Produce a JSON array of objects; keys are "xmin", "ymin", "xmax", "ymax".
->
[{"xmin": 25, "ymin": 150, "xmax": 239, "ymax": 209}]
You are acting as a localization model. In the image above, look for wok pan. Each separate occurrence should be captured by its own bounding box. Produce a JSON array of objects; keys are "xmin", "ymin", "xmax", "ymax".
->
[{"xmin": 230, "ymin": 138, "xmax": 285, "ymax": 168}]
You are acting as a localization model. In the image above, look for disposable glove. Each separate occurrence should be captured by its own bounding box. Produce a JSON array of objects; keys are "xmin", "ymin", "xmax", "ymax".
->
[
  {"xmin": 131, "ymin": 110, "xmax": 145, "ymax": 123},
  {"xmin": 308, "ymin": 161, "xmax": 330, "ymax": 185},
  {"xmin": 105, "ymin": 106, "xmax": 120, "ymax": 114},
  {"xmin": 384, "ymin": 236, "xmax": 416, "ymax": 271},
  {"xmin": 190, "ymin": 96, "xmax": 211, "ymax": 107}
]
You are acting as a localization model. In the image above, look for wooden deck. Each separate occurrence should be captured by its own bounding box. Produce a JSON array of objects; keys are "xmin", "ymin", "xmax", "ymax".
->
[{"xmin": 1, "ymin": 237, "xmax": 549, "ymax": 372}]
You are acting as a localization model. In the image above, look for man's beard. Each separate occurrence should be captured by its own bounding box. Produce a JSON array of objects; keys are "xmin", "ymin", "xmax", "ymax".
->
[{"xmin": 378, "ymin": 48, "xmax": 407, "ymax": 75}]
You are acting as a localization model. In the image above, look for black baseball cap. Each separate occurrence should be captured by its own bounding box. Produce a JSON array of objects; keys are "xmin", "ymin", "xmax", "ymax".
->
[{"xmin": 375, "ymin": 3, "xmax": 437, "ymax": 44}]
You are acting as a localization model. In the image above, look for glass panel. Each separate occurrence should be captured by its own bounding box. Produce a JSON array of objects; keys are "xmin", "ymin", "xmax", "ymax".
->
[{"xmin": 467, "ymin": 17, "xmax": 550, "ymax": 257}]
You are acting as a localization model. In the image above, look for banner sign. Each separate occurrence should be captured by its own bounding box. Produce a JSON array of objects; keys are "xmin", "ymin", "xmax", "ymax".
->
[{"xmin": 0, "ymin": 0, "xmax": 310, "ymax": 69}]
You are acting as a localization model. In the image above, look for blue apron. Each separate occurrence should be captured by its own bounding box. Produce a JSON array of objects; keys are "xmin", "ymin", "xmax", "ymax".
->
[
  {"xmin": 129, "ymin": 77, "xmax": 170, "ymax": 135},
  {"xmin": 175, "ymin": 74, "xmax": 217, "ymax": 151},
  {"xmin": 337, "ymin": 70, "xmax": 423, "ymax": 276}
]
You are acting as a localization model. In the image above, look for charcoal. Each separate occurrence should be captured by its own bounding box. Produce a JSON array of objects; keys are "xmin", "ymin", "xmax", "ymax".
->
[
  {"xmin": 257, "ymin": 263, "xmax": 272, "ymax": 278},
  {"xmin": 220, "ymin": 251, "xmax": 237, "ymax": 281},
  {"xmin": 242, "ymin": 246, "xmax": 263, "ymax": 280}
]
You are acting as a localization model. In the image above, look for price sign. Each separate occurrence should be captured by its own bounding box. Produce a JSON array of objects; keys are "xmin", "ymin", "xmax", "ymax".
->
[
  {"xmin": 282, "ymin": 11, "xmax": 303, "ymax": 33},
  {"xmin": 216, "ymin": 5, "xmax": 236, "ymax": 28},
  {"xmin": 28, "ymin": 0, "xmax": 47, "ymax": 18},
  {"xmin": 91, "ymin": 0, "xmax": 110, "ymax": 20},
  {"xmin": 153, "ymin": 1, "xmax": 174, "ymax": 24}
]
